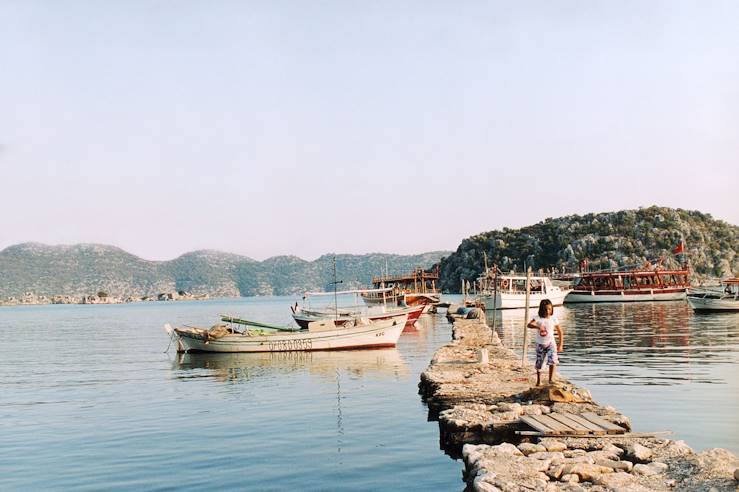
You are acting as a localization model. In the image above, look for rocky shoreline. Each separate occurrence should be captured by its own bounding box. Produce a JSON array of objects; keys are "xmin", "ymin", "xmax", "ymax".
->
[
  {"xmin": 419, "ymin": 315, "xmax": 739, "ymax": 491},
  {"xmin": 0, "ymin": 290, "xmax": 209, "ymax": 307}
]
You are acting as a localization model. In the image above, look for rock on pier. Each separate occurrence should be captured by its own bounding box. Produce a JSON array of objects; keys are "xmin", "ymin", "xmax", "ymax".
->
[{"xmin": 419, "ymin": 317, "xmax": 739, "ymax": 491}]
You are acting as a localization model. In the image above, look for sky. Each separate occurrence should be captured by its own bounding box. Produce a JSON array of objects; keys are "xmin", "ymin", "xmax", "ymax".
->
[{"xmin": 1, "ymin": 1, "xmax": 737, "ymax": 261}]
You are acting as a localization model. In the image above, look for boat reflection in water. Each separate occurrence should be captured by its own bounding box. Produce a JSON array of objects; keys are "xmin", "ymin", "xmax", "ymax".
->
[{"xmin": 172, "ymin": 347, "xmax": 409, "ymax": 383}]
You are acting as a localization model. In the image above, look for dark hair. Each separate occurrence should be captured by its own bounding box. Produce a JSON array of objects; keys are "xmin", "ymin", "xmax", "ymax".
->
[{"xmin": 538, "ymin": 299, "xmax": 553, "ymax": 318}]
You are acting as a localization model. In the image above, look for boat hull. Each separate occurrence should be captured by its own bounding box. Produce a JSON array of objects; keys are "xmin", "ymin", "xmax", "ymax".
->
[
  {"xmin": 292, "ymin": 307, "xmax": 420, "ymax": 330},
  {"xmin": 565, "ymin": 289, "xmax": 687, "ymax": 303},
  {"xmin": 361, "ymin": 293, "xmax": 404, "ymax": 306},
  {"xmin": 173, "ymin": 317, "xmax": 406, "ymax": 353},
  {"xmin": 404, "ymin": 305, "xmax": 425, "ymax": 323},
  {"xmin": 481, "ymin": 290, "xmax": 569, "ymax": 310},
  {"xmin": 687, "ymin": 295, "xmax": 739, "ymax": 312}
]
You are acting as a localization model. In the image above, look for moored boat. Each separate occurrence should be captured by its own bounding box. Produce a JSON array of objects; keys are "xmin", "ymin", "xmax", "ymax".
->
[
  {"xmin": 478, "ymin": 274, "xmax": 570, "ymax": 310},
  {"xmin": 565, "ymin": 267, "xmax": 689, "ymax": 303},
  {"xmin": 292, "ymin": 303, "xmax": 423, "ymax": 329},
  {"xmin": 361, "ymin": 266, "xmax": 441, "ymax": 312},
  {"xmin": 292, "ymin": 288, "xmax": 425, "ymax": 329},
  {"xmin": 687, "ymin": 278, "xmax": 739, "ymax": 312},
  {"xmin": 165, "ymin": 314, "xmax": 408, "ymax": 353}
]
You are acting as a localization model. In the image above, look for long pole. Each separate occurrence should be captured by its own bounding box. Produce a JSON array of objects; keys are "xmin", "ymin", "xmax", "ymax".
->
[
  {"xmin": 490, "ymin": 265, "xmax": 498, "ymax": 342},
  {"xmin": 333, "ymin": 256, "xmax": 338, "ymax": 320},
  {"xmin": 522, "ymin": 266, "xmax": 531, "ymax": 367}
]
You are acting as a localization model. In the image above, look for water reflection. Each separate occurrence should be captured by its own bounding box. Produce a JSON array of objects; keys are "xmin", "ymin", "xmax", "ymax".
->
[
  {"xmin": 486, "ymin": 302, "xmax": 739, "ymax": 386},
  {"xmin": 172, "ymin": 348, "xmax": 409, "ymax": 383}
]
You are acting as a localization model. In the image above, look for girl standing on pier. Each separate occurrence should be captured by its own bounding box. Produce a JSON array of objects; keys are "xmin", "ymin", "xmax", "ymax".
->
[{"xmin": 527, "ymin": 299, "xmax": 564, "ymax": 386}]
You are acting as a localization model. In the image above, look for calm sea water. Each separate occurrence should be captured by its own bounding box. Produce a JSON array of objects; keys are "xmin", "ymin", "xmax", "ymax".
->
[
  {"xmin": 0, "ymin": 296, "xmax": 460, "ymax": 491},
  {"xmin": 1, "ymin": 297, "xmax": 737, "ymax": 490}
]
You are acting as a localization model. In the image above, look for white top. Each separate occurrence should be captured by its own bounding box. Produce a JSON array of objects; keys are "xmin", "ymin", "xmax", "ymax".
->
[{"xmin": 532, "ymin": 315, "xmax": 559, "ymax": 346}]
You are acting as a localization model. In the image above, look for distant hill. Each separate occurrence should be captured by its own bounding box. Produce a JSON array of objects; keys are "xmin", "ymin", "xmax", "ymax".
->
[
  {"xmin": 0, "ymin": 243, "xmax": 449, "ymax": 298},
  {"xmin": 439, "ymin": 206, "xmax": 738, "ymax": 292}
]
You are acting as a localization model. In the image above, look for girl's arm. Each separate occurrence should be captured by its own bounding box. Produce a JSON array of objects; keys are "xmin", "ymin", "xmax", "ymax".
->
[
  {"xmin": 555, "ymin": 324, "xmax": 564, "ymax": 351},
  {"xmin": 527, "ymin": 318, "xmax": 539, "ymax": 329}
]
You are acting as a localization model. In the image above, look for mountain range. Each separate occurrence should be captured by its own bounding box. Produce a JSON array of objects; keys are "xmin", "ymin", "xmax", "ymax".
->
[
  {"xmin": 2, "ymin": 206, "xmax": 736, "ymax": 299},
  {"xmin": 0, "ymin": 244, "xmax": 449, "ymax": 299}
]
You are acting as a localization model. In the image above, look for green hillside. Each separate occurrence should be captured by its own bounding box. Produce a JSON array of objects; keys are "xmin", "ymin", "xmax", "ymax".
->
[
  {"xmin": 0, "ymin": 243, "xmax": 448, "ymax": 298},
  {"xmin": 439, "ymin": 206, "xmax": 737, "ymax": 292}
]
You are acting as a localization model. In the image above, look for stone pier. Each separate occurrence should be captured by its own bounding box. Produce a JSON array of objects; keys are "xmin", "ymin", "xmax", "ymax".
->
[{"xmin": 419, "ymin": 317, "xmax": 739, "ymax": 491}]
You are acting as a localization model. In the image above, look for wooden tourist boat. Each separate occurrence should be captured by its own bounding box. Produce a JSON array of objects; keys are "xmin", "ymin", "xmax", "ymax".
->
[
  {"xmin": 477, "ymin": 274, "xmax": 570, "ymax": 310},
  {"xmin": 564, "ymin": 267, "xmax": 690, "ymax": 303},
  {"xmin": 361, "ymin": 266, "xmax": 441, "ymax": 312},
  {"xmin": 687, "ymin": 278, "xmax": 739, "ymax": 312},
  {"xmin": 164, "ymin": 313, "xmax": 408, "ymax": 353}
]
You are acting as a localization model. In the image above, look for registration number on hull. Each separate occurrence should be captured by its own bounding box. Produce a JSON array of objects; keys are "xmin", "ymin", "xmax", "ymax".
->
[{"xmin": 267, "ymin": 339, "xmax": 313, "ymax": 352}]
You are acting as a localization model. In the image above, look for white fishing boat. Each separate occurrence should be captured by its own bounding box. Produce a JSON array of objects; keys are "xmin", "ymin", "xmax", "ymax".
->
[
  {"xmin": 687, "ymin": 278, "xmax": 739, "ymax": 312},
  {"xmin": 292, "ymin": 305, "xmax": 422, "ymax": 329},
  {"xmin": 164, "ymin": 314, "xmax": 408, "ymax": 353},
  {"xmin": 292, "ymin": 288, "xmax": 425, "ymax": 329},
  {"xmin": 478, "ymin": 274, "xmax": 570, "ymax": 310}
]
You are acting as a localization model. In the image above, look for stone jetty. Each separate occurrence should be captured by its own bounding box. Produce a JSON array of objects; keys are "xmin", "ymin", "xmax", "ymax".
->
[{"xmin": 419, "ymin": 314, "xmax": 739, "ymax": 491}]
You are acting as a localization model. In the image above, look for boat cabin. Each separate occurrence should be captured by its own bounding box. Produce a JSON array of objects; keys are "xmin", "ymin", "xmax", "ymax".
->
[
  {"xmin": 574, "ymin": 269, "xmax": 689, "ymax": 291},
  {"xmin": 489, "ymin": 276, "xmax": 556, "ymax": 294},
  {"xmin": 722, "ymin": 278, "xmax": 739, "ymax": 296},
  {"xmin": 368, "ymin": 265, "xmax": 440, "ymax": 295}
]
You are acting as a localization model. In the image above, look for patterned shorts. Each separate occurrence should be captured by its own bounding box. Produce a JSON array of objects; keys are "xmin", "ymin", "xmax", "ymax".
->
[{"xmin": 535, "ymin": 343, "xmax": 558, "ymax": 370}]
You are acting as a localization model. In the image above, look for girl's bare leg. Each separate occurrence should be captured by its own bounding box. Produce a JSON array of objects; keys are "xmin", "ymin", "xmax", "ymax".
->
[
  {"xmin": 548, "ymin": 365, "xmax": 555, "ymax": 384},
  {"xmin": 536, "ymin": 371, "xmax": 541, "ymax": 386}
]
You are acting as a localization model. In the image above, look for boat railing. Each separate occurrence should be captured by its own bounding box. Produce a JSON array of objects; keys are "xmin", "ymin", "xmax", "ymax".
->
[
  {"xmin": 304, "ymin": 287, "xmax": 393, "ymax": 297},
  {"xmin": 220, "ymin": 315, "xmax": 302, "ymax": 332}
]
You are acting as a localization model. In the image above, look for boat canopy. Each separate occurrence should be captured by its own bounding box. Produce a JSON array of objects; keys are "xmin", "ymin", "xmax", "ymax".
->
[{"xmin": 303, "ymin": 287, "xmax": 393, "ymax": 297}]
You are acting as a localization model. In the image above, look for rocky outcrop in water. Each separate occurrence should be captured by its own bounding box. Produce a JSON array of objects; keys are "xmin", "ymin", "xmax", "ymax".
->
[{"xmin": 439, "ymin": 206, "xmax": 738, "ymax": 292}]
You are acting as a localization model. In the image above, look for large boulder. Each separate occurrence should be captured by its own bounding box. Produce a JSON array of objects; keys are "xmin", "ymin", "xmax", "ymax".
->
[
  {"xmin": 623, "ymin": 442, "xmax": 653, "ymax": 463},
  {"xmin": 520, "ymin": 382, "xmax": 593, "ymax": 403},
  {"xmin": 518, "ymin": 442, "xmax": 546, "ymax": 456}
]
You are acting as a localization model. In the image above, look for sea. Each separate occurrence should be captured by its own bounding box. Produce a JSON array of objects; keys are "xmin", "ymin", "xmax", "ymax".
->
[{"xmin": 1, "ymin": 296, "xmax": 737, "ymax": 491}]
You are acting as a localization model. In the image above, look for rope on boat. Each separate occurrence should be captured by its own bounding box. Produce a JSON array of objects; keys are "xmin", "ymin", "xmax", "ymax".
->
[{"xmin": 163, "ymin": 330, "xmax": 176, "ymax": 353}]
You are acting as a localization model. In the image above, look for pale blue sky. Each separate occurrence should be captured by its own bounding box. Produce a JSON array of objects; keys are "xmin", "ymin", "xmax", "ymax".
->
[{"xmin": 1, "ymin": 1, "xmax": 737, "ymax": 260}]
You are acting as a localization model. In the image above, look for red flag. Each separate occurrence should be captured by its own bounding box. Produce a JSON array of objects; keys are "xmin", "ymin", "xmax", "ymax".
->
[{"xmin": 673, "ymin": 241, "xmax": 684, "ymax": 254}]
